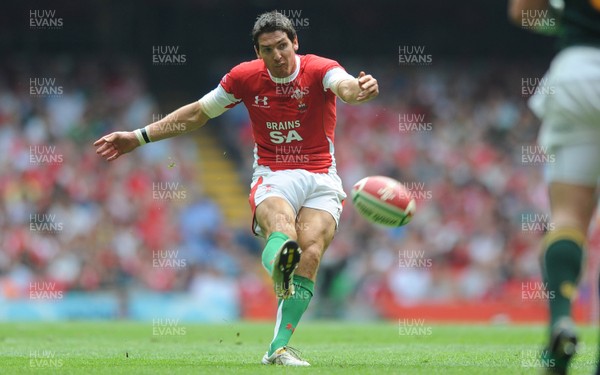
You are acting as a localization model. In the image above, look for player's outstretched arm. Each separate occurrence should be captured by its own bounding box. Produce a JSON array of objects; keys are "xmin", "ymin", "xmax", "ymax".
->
[
  {"xmin": 337, "ymin": 71, "xmax": 379, "ymax": 105},
  {"xmin": 94, "ymin": 101, "xmax": 210, "ymax": 161}
]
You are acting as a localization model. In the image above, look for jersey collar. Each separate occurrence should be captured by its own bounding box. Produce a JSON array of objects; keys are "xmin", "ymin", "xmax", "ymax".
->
[{"xmin": 267, "ymin": 55, "xmax": 301, "ymax": 84}]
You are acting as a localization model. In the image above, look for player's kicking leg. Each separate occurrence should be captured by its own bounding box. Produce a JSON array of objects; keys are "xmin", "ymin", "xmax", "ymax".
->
[
  {"xmin": 258, "ymin": 206, "xmax": 336, "ymax": 366},
  {"xmin": 254, "ymin": 197, "xmax": 308, "ymax": 366}
]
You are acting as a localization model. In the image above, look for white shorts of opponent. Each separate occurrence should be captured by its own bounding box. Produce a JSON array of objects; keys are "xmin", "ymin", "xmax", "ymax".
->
[
  {"xmin": 248, "ymin": 166, "xmax": 347, "ymax": 237},
  {"xmin": 529, "ymin": 46, "xmax": 600, "ymax": 186}
]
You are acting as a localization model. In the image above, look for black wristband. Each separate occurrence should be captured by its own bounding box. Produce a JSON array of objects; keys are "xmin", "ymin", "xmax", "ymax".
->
[{"xmin": 141, "ymin": 128, "xmax": 151, "ymax": 143}]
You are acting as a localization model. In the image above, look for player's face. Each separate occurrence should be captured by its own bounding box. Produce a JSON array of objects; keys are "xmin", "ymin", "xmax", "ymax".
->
[{"xmin": 255, "ymin": 31, "xmax": 298, "ymax": 78}]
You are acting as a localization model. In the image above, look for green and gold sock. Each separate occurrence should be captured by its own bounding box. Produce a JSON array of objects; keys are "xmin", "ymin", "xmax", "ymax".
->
[
  {"xmin": 268, "ymin": 275, "xmax": 314, "ymax": 356},
  {"xmin": 262, "ymin": 232, "xmax": 289, "ymax": 275},
  {"xmin": 541, "ymin": 228, "xmax": 585, "ymax": 327}
]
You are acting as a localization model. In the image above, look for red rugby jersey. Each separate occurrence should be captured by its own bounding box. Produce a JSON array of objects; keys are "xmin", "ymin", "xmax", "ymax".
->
[{"xmin": 216, "ymin": 54, "xmax": 345, "ymax": 173}]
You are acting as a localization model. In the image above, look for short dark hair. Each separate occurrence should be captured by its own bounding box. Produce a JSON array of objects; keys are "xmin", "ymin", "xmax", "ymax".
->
[{"xmin": 252, "ymin": 11, "xmax": 297, "ymax": 50}]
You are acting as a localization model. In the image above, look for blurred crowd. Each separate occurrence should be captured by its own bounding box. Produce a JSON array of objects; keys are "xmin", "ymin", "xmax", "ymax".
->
[
  {"xmin": 0, "ymin": 57, "xmax": 259, "ymax": 307},
  {"xmin": 1, "ymin": 57, "xmax": 599, "ymax": 318}
]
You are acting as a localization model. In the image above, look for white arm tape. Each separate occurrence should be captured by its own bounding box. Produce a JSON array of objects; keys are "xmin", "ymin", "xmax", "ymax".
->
[{"xmin": 133, "ymin": 128, "xmax": 146, "ymax": 145}]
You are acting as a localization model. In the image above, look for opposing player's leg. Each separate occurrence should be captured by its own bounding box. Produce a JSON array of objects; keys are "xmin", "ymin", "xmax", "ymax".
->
[
  {"xmin": 525, "ymin": 44, "xmax": 600, "ymax": 375},
  {"xmin": 254, "ymin": 196, "xmax": 301, "ymax": 299},
  {"xmin": 543, "ymin": 181, "xmax": 595, "ymax": 325},
  {"xmin": 263, "ymin": 207, "xmax": 337, "ymax": 366},
  {"xmin": 597, "ymin": 273, "xmax": 600, "ymax": 375},
  {"xmin": 541, "ymin": 167, "xmax": 598, "ymax": 374}
]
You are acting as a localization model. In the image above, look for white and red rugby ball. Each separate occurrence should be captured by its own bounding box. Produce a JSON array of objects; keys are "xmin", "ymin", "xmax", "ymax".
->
[{"xmin": 351, "ymin": 176, "xmax": 416, "ymax": 227}]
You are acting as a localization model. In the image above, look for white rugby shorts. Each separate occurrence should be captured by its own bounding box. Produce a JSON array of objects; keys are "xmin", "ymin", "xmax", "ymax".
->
[
  {"xmin": 248, "ymin": 166, "xmax": 347, "ymax": 236},
  {"xmin": 528, "ymin": 46, "xmax": 600, "ymax": 185}
]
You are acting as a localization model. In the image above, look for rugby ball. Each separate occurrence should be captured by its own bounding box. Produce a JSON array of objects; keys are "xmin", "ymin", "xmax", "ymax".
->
[{"xmin": 351, "ymin": 176, "xmax": 416, "ymax": 227}]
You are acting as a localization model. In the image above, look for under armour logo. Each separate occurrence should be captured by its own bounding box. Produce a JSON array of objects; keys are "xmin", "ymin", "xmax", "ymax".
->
[{"xmin": 255, "ymin": 96, "xmax": 268, "ymax": 106}]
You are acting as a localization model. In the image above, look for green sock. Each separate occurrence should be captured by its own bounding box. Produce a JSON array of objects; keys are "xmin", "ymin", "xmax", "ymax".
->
[
  {"xmin": 597, "ymin": 272, "xmax": 600, "ymax": 369},
  {"xmin": 541, "ymin": 230, "xmax": 584, "ymax": 328},
  {"xmin": 262, "ymin": 232, "xmax": 289, "ymax": 274},
  {"xmin": 268, "ymin": 275, "xmax": 314, "ymax": 356}
]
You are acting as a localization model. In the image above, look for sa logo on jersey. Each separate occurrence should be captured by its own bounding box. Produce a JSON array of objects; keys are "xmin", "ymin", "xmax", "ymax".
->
[
  {"xmin": 270, "ymin": 130, "xmax": 303, "ymax": 144},
  {"xmin": 266, "ymin": 120, "xmax": 303, "ymax": 144}
]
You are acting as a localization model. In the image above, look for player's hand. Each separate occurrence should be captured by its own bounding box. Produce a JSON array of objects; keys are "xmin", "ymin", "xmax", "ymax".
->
[
  {"xmin": 93, "ymin": 131, "xmax": 139, "ymax": 161},
  {"xmin": 356, "ymin": 71, "xmax": 379, "ymax": 102}
]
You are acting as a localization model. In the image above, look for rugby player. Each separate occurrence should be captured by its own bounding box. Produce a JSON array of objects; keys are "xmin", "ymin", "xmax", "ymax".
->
[
  {"xmin": 94, "ymin": 10, "xmax": 378, "ymax": 366},
  {"xmin": 509, "ymin": 1, "xmax": 600, "ymax": 373}
]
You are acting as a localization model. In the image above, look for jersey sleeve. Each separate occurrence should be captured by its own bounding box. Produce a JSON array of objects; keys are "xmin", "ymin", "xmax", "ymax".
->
[
  {"xmin": 308, "ymin": 55, "xmax": 354, "ymax": 98},
  {"xmin": 323, "ymin": 67, "xmax": 355, "ymax": 97},
  {"xmin": 198, "ymin": 84, "xmax": 241, "ymax": 118},
  {"xmin": 198, "ymin": 68, "xmax": 243, "ymax": 118}
]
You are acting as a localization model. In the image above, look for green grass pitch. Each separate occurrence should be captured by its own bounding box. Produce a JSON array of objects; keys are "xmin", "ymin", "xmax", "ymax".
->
[{"xmin": 0, "ymin": 321, "xmax": 597, "ymax": 374}]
